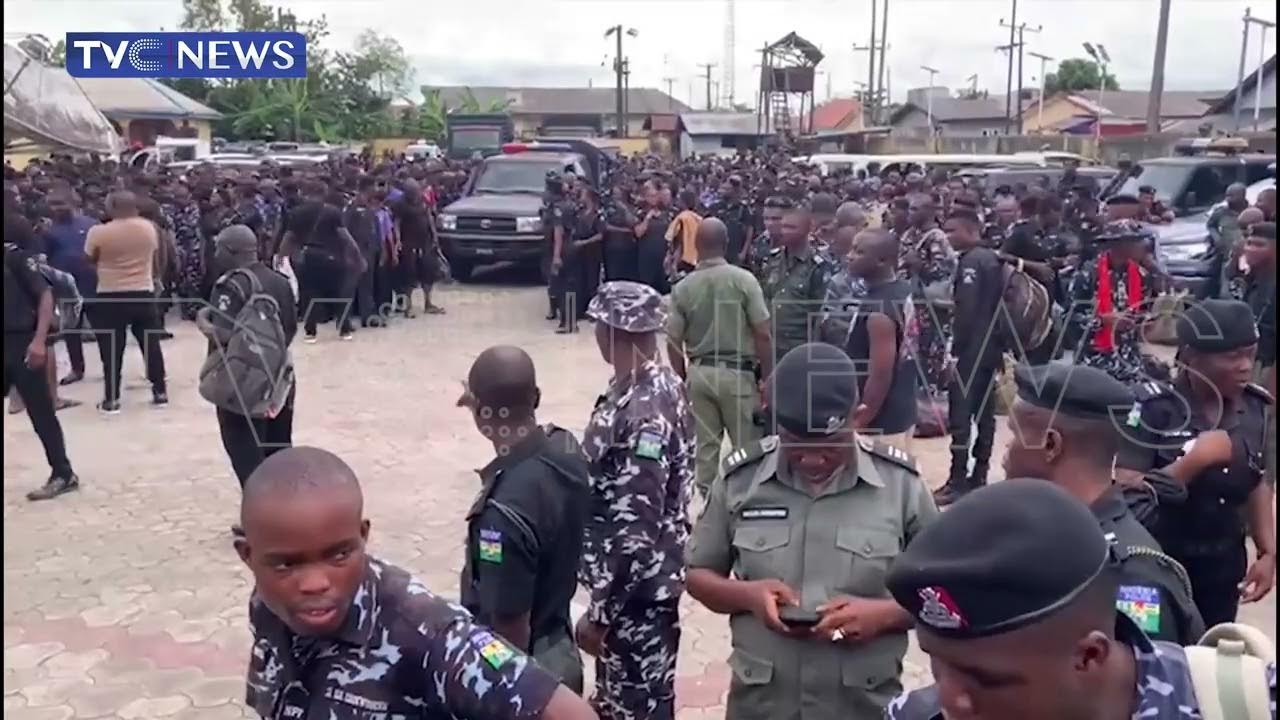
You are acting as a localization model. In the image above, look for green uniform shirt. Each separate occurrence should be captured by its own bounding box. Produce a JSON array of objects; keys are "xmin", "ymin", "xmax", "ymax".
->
[
  {"xmin": 759, "ymin": 244, "xmax": 832, "ymax": 362},
  {"xmin": 668, "ymin": 258, "xmax": 770, "ymax": 363},
  {"xmin": 687, "ymin": 436, "xmax": 939, "ymax": 720}
]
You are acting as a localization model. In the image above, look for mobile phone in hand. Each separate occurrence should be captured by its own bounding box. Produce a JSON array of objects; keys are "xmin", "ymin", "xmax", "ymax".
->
[{"xmin": 778, "ymin": 607, "xmax": 820, "ymax": 629}]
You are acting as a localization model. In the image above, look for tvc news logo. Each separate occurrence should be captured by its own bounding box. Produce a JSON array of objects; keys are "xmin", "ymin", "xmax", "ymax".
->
[{"xmin": 65, "ymin": 32, "xmax": 306, "ymax": 79}]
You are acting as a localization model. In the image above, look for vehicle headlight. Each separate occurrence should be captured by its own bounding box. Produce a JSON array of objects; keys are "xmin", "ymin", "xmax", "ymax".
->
[
  {"xmin": 516, "ymin": 216, "xmax": 542, "ymax": 233},
  {"xmin": 439, "ymin": 214, "xmax": 457, "ymax": 231}
]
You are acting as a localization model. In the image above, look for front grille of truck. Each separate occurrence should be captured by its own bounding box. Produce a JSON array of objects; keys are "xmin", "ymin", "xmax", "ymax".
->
[{"xmin": 457, "ymin": 216, "xmax": 517, "ymax": 233}]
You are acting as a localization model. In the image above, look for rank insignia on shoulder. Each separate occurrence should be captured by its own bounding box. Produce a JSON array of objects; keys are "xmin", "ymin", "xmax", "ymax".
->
[
  {"xmin": 634, "ymin": 430, "xmax": 664, "ymax": 460},
  {"xmin": 722, "ymin": 436, "xmax": 777, "ymax": 476},
  {"xmin": 471, "ymin": 630, "xmax": 516, "ymax": 669},
  {"xmin": 1116, "ymin": 585, "xmax": 1161, "ymax": 633},
  {"xmin": 478, "ymin": 528, "xmax": 503, "ymax": 564},
  {"xmin": 858, "ymin": 435, "xmax": 918, "ymax": 473}
]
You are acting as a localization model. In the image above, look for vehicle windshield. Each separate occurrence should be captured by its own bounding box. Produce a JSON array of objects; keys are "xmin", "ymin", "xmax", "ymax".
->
[
  {"xmin": 1116, "ymin": 163, "xmax": 1191, "ymax": 203},
  {"xmin": 452, "ymin": 127, "xmax": 502, "ymax": 152},
  {"xmin": 472, "ymin": 160, "xmax": 558, "ymax": 194}
]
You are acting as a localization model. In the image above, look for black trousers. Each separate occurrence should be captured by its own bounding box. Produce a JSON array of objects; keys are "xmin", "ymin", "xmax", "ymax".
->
[
  {"xmin": 354, "ymin": 246, "xmax": 382, "ymax": 324},
  {"xmin": 947, "ymin": 362, "xmax": 998, "ymax": 481},
  {"xmin": 217, "ymin": 395, "xmax": 295, "ymax": 486},
  {"xmin": 1180, "ymin": 543, "xmax": 1248, "ymax": 628},
  {"xmin": 297, "ymin": 247, "xmax": 354, "ymax": 336},
  {"xmin": 88, "ymin": 291, "xmax": 167, "ymax": 403},
  {"xmin": 552, "ymin": 246, "xmax": 602, "ymax": 328},
  {"xmin": 3, "ymin": 335, "xmax": 74, "ymax": 478},
  {"xmin": 636, "ymin": 238, "xmax": 669, "ymax": 295}
]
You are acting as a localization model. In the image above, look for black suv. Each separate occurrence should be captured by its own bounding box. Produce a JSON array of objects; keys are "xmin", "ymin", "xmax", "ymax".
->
[
  {"xmin": 1107, "ymin": 150, "xmax": 1274, "ymax": 295},
  {"xmin": 437, "ymin": 141, "xmax": 602, "ymax": 280}
]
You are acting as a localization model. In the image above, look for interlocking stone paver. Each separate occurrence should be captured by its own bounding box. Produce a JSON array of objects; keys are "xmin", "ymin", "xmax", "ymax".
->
[{"xmin": 4, "ymin": 282, "xmax": 1274, "ymax": 719}]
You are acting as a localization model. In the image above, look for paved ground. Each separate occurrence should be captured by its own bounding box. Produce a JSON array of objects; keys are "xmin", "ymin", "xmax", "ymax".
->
[{"xmin": 4, "ymin": 276, "xmax": 1275, "ymax": 719}]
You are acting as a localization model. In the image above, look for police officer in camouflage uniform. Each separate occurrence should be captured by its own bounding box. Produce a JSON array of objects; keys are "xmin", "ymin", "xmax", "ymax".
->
[
  {"xmin": 884, "ymin": 479, "xmax": 1277, "ymax": 720},
  {"xmin": 687, "ymin": 342, "xmax": 938, "ymax": 720},
  {"xmin": 236, "ymin": 447, "xmax": 595, "ymax": 720},
  {"xmin": 578, "ymin": 281, "xmax": 695, "ymax": 720},
  {"xmin": 1065, "ymin": 220, "xmax": 1157, "ymax": 384},
  {"xmin": 1004, "ymin": 363, "xmax": 1204, "ymax": 644},
  {"xmin": 759, "ymin": 205, "xmax": 833, "ymax": 366}
]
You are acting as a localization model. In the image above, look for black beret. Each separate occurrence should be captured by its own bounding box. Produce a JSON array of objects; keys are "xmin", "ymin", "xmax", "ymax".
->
[
  {"xmin": 1177, "ymin": 299, "xmax": 1260, "ymax": 353},
  {"xmin": 887, "ymin": 479, "xmax": 1111, "ymax": 638},
  {"xmin": 1138, "ymin": 185, "xmax": 1157, "ymax": 195},
  {"xmin": 1014, "ymin": 363, "xmax": 1136, "ymax": 421},
  {"xmin": 770, "ymin": 343, "xmax": 857, "ymax": 437}
]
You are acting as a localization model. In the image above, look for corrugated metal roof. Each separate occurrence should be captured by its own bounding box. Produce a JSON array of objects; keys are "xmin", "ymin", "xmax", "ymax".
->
[
  {"xmin": 1064, "ymin": 90, "xmax": 1223, "ymax": 120},
  {"xmin": 422, "ymin": 86, "xmax": 689, "ymax": 116},
  {"xmin": 679, "ymin": 112, "xmax": 763, "ymax": 136},
  {"xmin": 74, "ymin": 77, "xmax": 221, "ymax": 120}
]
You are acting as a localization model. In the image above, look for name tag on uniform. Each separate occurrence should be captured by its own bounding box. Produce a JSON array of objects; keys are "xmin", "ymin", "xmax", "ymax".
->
[
  {"xmin": 740, "ymin": 506, "xmax": 789, "ymax": 520},
  {"xmin": 1116, "ymin": 585, "xmax": 1162, "ymax": 633}
]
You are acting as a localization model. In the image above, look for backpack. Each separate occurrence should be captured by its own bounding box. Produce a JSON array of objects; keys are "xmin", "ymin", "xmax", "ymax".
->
[
  {"xmin": 38, "ymin": 261, "xmax": 83, "ymax": 334},
  {"xmin": 998, "ymin": 260, "xmax": 1054, "ymax": 353},
  {"xmin": 1185, "ymin": 623, "xmax": 1275, "ymax": 720},
  {"xmin": 197, "ymin": 268, "xmax": 294, "ymax": 418}
]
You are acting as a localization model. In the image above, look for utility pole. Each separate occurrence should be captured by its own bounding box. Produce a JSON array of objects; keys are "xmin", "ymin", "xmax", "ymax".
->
[
  {"xmin": 1002, "ymin": 0, "xmax": 1017, "ymax": 133},
  {"xmin": 853, "ymin": 40, "xmax": 883, "ymax": 123},
  {"xmin": 723, "ymin": 0, "xmax": 736, "ymax": 108},
  {"xmin": 1146, "ymin": 0, "xmax": 1172, "ymax": 133},
  {"xmin": 920, "ymin": 65, "xmax": 940, "ymax": 129},
  {"xmin": 877, "ymin": 0, "xmax": 890, "ymax": 121},
  {"xmin": 605, "ymin": 25, "xmax": 637, "ymax": 137},
  {"xmin": 663, "ymin": 76, "xmax": 676, "ymax": 110},
  {"xmin": 1233, "ymin": 8, "xmax": 1277, "ymax": 132},
  {"xmin": 623, "ymin": 59, "xmax": 631, "ymax": 124},
  {"xmin": 1083, "ymin": 42, "xmax": 1111, "ymax": 140},
  {"xmin": 999, "ymin": 15, "xmax": 1040, "ymax": 134},
  {"xmin": 1028, "ymin": 51, "xmax": 1053, "ymax": 133},
  {"xmin": 699, "ymin": 62, "xmax": 718, "ymax": 111}
]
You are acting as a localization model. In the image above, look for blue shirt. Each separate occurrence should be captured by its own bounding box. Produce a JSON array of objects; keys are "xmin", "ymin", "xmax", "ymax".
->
[{"xmin": 44, "ymin": 214, "xmax": 98, "ymax": 296}]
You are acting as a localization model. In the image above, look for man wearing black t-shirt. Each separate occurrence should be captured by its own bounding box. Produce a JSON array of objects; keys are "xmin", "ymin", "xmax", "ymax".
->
[
  {"xmin": 392, "ymin": 180, "xmax": 443, "ymax": 317},
  {"xmin": 842, "ymin": 228, "xmax": 917, "ymax": 449},
  {"xmin": 277, "ymin": 182, "xmax": 365, "ymax": 342}
]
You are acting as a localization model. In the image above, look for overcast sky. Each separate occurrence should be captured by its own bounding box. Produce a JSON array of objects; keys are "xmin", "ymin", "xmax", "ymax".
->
[{"xmin": 5, "ymin": 0, "xmax": 1275, "ymax": 107}]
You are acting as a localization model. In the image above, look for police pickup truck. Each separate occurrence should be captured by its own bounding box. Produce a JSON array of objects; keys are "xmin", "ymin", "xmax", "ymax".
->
[{"xmin": 436, "ymin": 139, "xmax": 606, "ymax": 281}]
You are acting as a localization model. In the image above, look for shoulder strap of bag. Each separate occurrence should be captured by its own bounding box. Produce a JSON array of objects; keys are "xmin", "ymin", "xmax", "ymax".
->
[{"xmin": 1185, "ymin": 623, "xmax": 1274, "ymax": 720}]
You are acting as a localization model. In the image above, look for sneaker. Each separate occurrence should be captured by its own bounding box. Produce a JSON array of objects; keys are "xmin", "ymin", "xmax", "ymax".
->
[
  {"xmin": 339, "ymin": 332, "xmax": 355, "ymax": 342},
  {"xmin": 152, "ymin": 390, "xmax": 169, "ymax": 406},
  {"xmin": 97, "ymin": 400, "xmax": 122, "ymax": 415},
  {"xmin": 59, "ymin": 371, "xmax": 84, "ymax": 386},
  {"xmin": 303, "ymin": 335, "xmax": 318, "ymax": 344},
  {"xmin": 26, "ymin": 474, "xmax": 80, "ymax": 501}
]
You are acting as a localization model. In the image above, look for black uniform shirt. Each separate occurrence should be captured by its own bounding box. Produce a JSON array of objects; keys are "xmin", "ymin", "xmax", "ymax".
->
[
  {"xmin": 461, "ymin": 426, "xmax": 589, "ymax": 651},
  {"xmin": 3, "ymin": 244, "xmax": 48, "ymax": 335},
  {"xmin": 1245, "ymin": 273, "xmax": 1276, "ymax": 368},
  {"xmin": 287, "ymin": 201, "xmax": 345, "ymax": 253},
  {"xmin": 951, "ymin": 246, "xmax": 1005, "ymax": 370},
  {"xmin": 1090, "ymin": 486, "xmax": 1205, "ymax": 644},
  {"xmin": 246, "ymin": 557, "xmax": 559, "ymax": 719},
  {"xmin": 1120, "ymin": 379, "xmax": 1273, "ymax": 554},
  {"xmin": 842, "ymin": 278, "xmax": 918, "ymax": 435}
]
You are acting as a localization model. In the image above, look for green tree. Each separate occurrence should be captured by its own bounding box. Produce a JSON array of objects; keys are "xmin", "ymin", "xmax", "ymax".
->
[
  {"xmin": 1044, "ymin": 58, "xmax": 1120, "ymax": 95},
  {"xmin": 353, "ymin": 29, "xmax": 411, "ymax": 98}
]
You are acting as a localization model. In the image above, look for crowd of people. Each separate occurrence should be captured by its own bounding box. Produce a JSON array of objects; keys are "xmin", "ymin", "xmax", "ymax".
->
[{"xmin": 2, "ymin": 144, "xmax": 1277, "ymax": 719}]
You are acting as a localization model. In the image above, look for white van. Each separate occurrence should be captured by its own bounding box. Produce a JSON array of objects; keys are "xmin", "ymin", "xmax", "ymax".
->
[{"xmin": 406, "ymin": 141, "xmax": 443, "ymax": 161}]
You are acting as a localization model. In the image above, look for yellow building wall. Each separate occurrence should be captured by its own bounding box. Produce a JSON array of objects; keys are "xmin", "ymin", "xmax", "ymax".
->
[{"xmin": 1022, "ymin": 96, "xmax": 1086, "ymax": 134}]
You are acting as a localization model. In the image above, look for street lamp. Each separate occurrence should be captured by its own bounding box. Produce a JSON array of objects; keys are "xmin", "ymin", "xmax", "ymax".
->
[
  {"xmin": 1083, "ymin": 42, "xmax": 1110, "ymax": 139},
  {"xmin": 920, "ymin": 65, "xmax": 940, "ymax": 130},
  {"xmin": 605, "ymin": 26, "xmax": 638, "ymax": 137}
]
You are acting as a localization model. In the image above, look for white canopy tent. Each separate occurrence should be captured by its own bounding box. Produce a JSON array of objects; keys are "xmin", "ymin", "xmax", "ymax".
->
[{"xmin": 4, "ymin": 42, "xmax": 123, "ymax": 155}]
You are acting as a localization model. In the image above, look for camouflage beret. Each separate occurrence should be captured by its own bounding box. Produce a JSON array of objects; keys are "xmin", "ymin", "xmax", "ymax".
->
[
  {"xmin": 1096, "ymin": 219, "xmax": 1152, "ymax": 243},
  {"xmin": 587, "ymin": 281, "xmax": 667, "ymax": 333}
]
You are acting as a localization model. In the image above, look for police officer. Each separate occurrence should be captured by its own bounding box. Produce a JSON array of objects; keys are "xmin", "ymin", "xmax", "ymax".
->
[
  {"xmin": 687, "ymin": 342, "xmax": 938, "ymax": 720},
  {"xmin": 883, "ymin": 480, "xmax": 1271, "ymax": 720},
  {"xmin": 236, "ymin": 447, "xmax": 597, "ymax": 720},
  {"xmin": 760, "ymin": 205, "xmax": 833, "ymax": 366},
  {"xmin": 4, "ymin": 221, "xmax": 80, "ymax": 502},
  {"xmin": 667, "ymin": 218, "xmax": 772, "ymax": 496},
  {"xmin": 457, "ymin": 346, "xmax": 590, "ymax": 693},
  {"xmin": 1119, "ymin": 299, "xmax": 1276, "ymax": 627},
  {"xmin": 541, "ymin": 171, "xmax": 568, "ymax": 322},
  {"xmin": 1003, "ymin": 363, "xmax": 1204, "ymax": 644},
  {"xmin": 578, "ymin": 281, "xmax": 695, "ymax": 720},
  {"xmin": 1065, "ymin": 219, "xmax": 1156, "ymax": 384}
]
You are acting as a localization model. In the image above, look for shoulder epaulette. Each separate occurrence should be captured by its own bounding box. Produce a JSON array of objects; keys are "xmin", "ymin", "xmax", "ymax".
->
[
  {"xmin": 857, "ymin": 435, "xmax": 920, "ymax": 474},
  {"xmin": 722, "ymin": 436, "xmax": 778, "ymax": 477},
  {"xmin": 1244, "ymin": 382, "xmax": 1275, "ymax": 405}
]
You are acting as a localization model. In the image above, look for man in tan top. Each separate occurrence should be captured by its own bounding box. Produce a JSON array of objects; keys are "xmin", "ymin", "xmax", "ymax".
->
[{"xmin": 85, "ymin": 191, "xmax": 168, "ymax": 413}]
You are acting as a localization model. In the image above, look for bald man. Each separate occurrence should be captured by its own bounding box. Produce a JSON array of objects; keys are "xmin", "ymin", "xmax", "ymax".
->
[
  {"xmin": 667, "ymin": 218, "xmax": 772, "ymax": 494},
  {"xmin": 238, "ymin": 447, "xmax": 597, "ymax": 719},
  {"xmin": 457, "ymin": 346, "xmax": 590, "ymax": 692}
]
